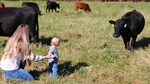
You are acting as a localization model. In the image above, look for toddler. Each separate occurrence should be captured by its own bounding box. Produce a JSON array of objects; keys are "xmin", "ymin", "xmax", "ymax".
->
[{"xmin": 48, "ymin": 37, "xmax": 60, "ymax": 78}]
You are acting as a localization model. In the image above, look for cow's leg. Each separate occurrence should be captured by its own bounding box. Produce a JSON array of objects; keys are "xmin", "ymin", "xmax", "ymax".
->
[
  {"xmin": 46, "ymin": 8, "xmax": 48, "ymax": 13},
  {"xmin": 76, "ymin": 7, "xmax": 78, "ymax": 11},
  {"xmin": 28, "ymin": 14, "xmax": 39, "ymax": 42},
  {"xmin": 123, "ymin": 38, "xmax": 130, "ymax": 50},
  {"xmin": 131, "ymin": 35, "xmax": 137, "ymax": 49},
  {"xmin": 55, "ymin": 9, "xmax": 57, "ymax": 12},
  {"xmin": 83, "ymin": 8, "xmax": 86, "ymax": 12},
  {"xmin": 48, "ymin": 8, "xmax": 50, "ymax": 12},
  {"xmin": 85, "ymin": 9, "xmax": 89, "ymax": 13},
  {"xmin": 36, "ymin": 13, "xmax": 39, "ymax": 41},
  {"xmin": 84, "ymin": 9, "xmax": 87, "ymax": 12},
  {"xmin": 46, "ymin": 6, "xmax": 48, "ymax": 13}
]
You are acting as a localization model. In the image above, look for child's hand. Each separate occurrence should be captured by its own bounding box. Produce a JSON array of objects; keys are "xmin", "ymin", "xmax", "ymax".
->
[{"xmin": 50, "ymin": 54, "xmax": 55, "ymax": 58}]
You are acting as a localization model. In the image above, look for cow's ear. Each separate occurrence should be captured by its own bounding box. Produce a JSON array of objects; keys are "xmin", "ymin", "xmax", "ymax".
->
[
  {"xmin": 109, "ymin": 20, "xmax": 115, "ymax": 27},
  {"xmin": 109, "ymin": 20, "xmax": 115, "ymax": 24}
]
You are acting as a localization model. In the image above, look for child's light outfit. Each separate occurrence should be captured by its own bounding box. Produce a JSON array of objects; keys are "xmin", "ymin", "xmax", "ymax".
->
[{"xmin": 48, "ymin": 46, "xmax": 59, "ymax": 78}]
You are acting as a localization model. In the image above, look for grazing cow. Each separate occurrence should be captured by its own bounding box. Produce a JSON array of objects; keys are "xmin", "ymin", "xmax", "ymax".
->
[
  {"xmin": 0, "ymin": 7, "xmax": 39, "ymax": 42},
  {"xmin": 46, "ymin": 1, "xmax": 60, "ymax": 12},
  {"xmin": 109, "ymin": 10, "xmax": 145, "ymax": 50},
  {"xmin": 22, "ymin": 2, "xmax": 42, "ymax": 15},
  {"xmin": 0, "ymin": 2, "xmax": 5, "ymax": 8},
  {"xmin": 75, "ymin": 2, "xmax": 91, "ymax": 12}
]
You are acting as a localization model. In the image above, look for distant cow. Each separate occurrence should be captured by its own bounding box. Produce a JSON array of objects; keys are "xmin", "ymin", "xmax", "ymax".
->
[
  {"xmin": 109, "ymin": 10, "xmax": 145, "ymax": 50},
  {"xmin": 46, "ymin": 1, "xmax": 60, "ymax": 12},
  {"xmin": 0, "ymin": 2, "xmax": 5, "ymax": 8},
  {"xmin": 0, "ymin": 7, "xmax": 39, "ymax": 42},
  {"xmin": 22, "ymin": 2, "xmax": 42, "ymax": 15},
  {"xmin": 75, "ymin": 2, "xmax": 91, "ymax": 12}
]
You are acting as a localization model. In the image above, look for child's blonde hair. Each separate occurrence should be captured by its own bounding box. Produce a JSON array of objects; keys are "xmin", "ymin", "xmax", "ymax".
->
[{"xmin": 51, "ymin": 37, "xmax": 60, "ymax": 46}]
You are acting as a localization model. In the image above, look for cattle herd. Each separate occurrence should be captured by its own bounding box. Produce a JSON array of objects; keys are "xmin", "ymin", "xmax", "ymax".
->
[
  {"xmin": 0, "ymin": 1, "xmax": 91, "ymax": 42},
  {"xmin": 0, "ymin": 1, "xmax": 146, "ymax": 50}
]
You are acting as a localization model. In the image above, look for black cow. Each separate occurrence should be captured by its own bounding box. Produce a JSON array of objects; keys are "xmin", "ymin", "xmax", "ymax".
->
[
  {"xmin": 22, "ymin": 2, "xmax": 42, "ymax": 15},
  {"xmin": 46, "ymin": 1, "xmax": 60, "ymax": 12},
  {"xmin": 109, "ymin": 10, "xmax": 145, "ymax": 50},
  {"xmin": 0, "ymin": 7, "xmax": 39, "ymax": 42}
]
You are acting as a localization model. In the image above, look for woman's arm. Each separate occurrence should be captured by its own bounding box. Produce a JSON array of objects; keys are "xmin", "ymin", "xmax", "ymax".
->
[
  {"xmin": 29, "ymin": 53, "xmax": 54, "ymax": 61},
  {"xmin": 30, "ymin": 55, "xmax": 44, "ymax": 61},
  {"xmin": 44, "ymin": 54, "xmax": 55, "ymax": 59}
]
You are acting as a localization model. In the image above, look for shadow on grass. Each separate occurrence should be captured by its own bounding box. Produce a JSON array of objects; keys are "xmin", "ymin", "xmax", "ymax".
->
[
  {"xmin": 28, "ymin": 61, "xmax": 88, "ymax": 80},
  {"xmin": 58, "ymin": 61, "xmax": 89, "ymax": 77},
  {"xmin": 39, "ymin": 36, "xmax": 51, "ymax": 45},
  {"xmin": 38, "ymin": 36, "xmax": 69, "ymax": 45},
  {"xmin": 29, "ymin": 68, "xmax": 48, "ymax": 80},
  {"xmin": 136, "ymin": 37, "xmax": 150, "ymax": 49}
]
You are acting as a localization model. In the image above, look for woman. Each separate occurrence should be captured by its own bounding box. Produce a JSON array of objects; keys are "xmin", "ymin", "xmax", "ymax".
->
[{"xmin": 0, "ymin": 24, "xmax": 54, "ymax": 81}]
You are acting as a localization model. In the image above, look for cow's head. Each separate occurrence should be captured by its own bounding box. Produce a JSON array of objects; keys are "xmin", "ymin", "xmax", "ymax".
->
[
  {"xmin": 38, "ymin": 10, "xmax": 42, "ymax": 15},
  {"xmin": 87, "ymin": 8, "xmax": 91, "ymax": 12},
  {"xmin": 109, "ymin": 18, "xmax": 128, "ymax": 38},
  {"xmin": 57, "ymin": 3, "xmax": 60, "ymax": 9}
]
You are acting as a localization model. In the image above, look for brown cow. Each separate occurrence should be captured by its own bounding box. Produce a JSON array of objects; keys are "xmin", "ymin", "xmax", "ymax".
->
[
  {"xmin": 75, "ymin": 2, "xmax": 91, "ymax": 12},
  {"xmin": 0, "ymin": 2, "xmax": 5, "ymax": 8}
]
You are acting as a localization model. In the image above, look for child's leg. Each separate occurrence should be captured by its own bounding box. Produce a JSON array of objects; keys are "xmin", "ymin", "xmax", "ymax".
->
[
  {"xmin": 3, "ymin": 68, "xmax": 34, "ymax": 81},
  {"xmin": 52, "ymin": 63, "xmax": 58, "ymax": 78},
  {"xmin": 48, "ymin": 62, "xmax": 58, "ymax": 78}
]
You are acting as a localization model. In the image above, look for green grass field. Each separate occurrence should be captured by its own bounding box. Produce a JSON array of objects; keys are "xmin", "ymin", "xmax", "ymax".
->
[{"xmin": 0, "ymin": 1, "xmax": 150, "ymax": 84}]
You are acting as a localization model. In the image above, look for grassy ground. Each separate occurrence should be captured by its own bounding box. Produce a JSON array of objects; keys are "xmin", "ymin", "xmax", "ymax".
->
[{"xmin": 0, "ymin": 1, "xmax": 150, "ymax": 84}]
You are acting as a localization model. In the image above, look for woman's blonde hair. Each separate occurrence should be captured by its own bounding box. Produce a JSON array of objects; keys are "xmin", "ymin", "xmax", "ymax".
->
[{"xmin": 3, "ymin": 24, "xmax": 30, "ymax": 61}]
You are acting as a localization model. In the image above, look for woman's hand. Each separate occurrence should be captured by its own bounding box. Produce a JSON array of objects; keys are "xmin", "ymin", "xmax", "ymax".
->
[{"xmin": 44, "ymin": 54, "xmax": 55, "ymax": 59}]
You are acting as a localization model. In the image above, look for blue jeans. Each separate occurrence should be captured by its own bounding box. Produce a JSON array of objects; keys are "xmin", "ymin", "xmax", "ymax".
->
[
  {"xmin": 3, "ymin": 68, "xmax": 34, "ymax": 81},
  {"xmin": 48, "ymin": 62, "xmax": 58, "ymax": 78}
]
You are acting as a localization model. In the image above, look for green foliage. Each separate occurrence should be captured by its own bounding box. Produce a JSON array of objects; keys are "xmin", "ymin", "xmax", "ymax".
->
[{"xmin": 0, "ymin": 1, "xmax": 150, "ymax": 84}]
